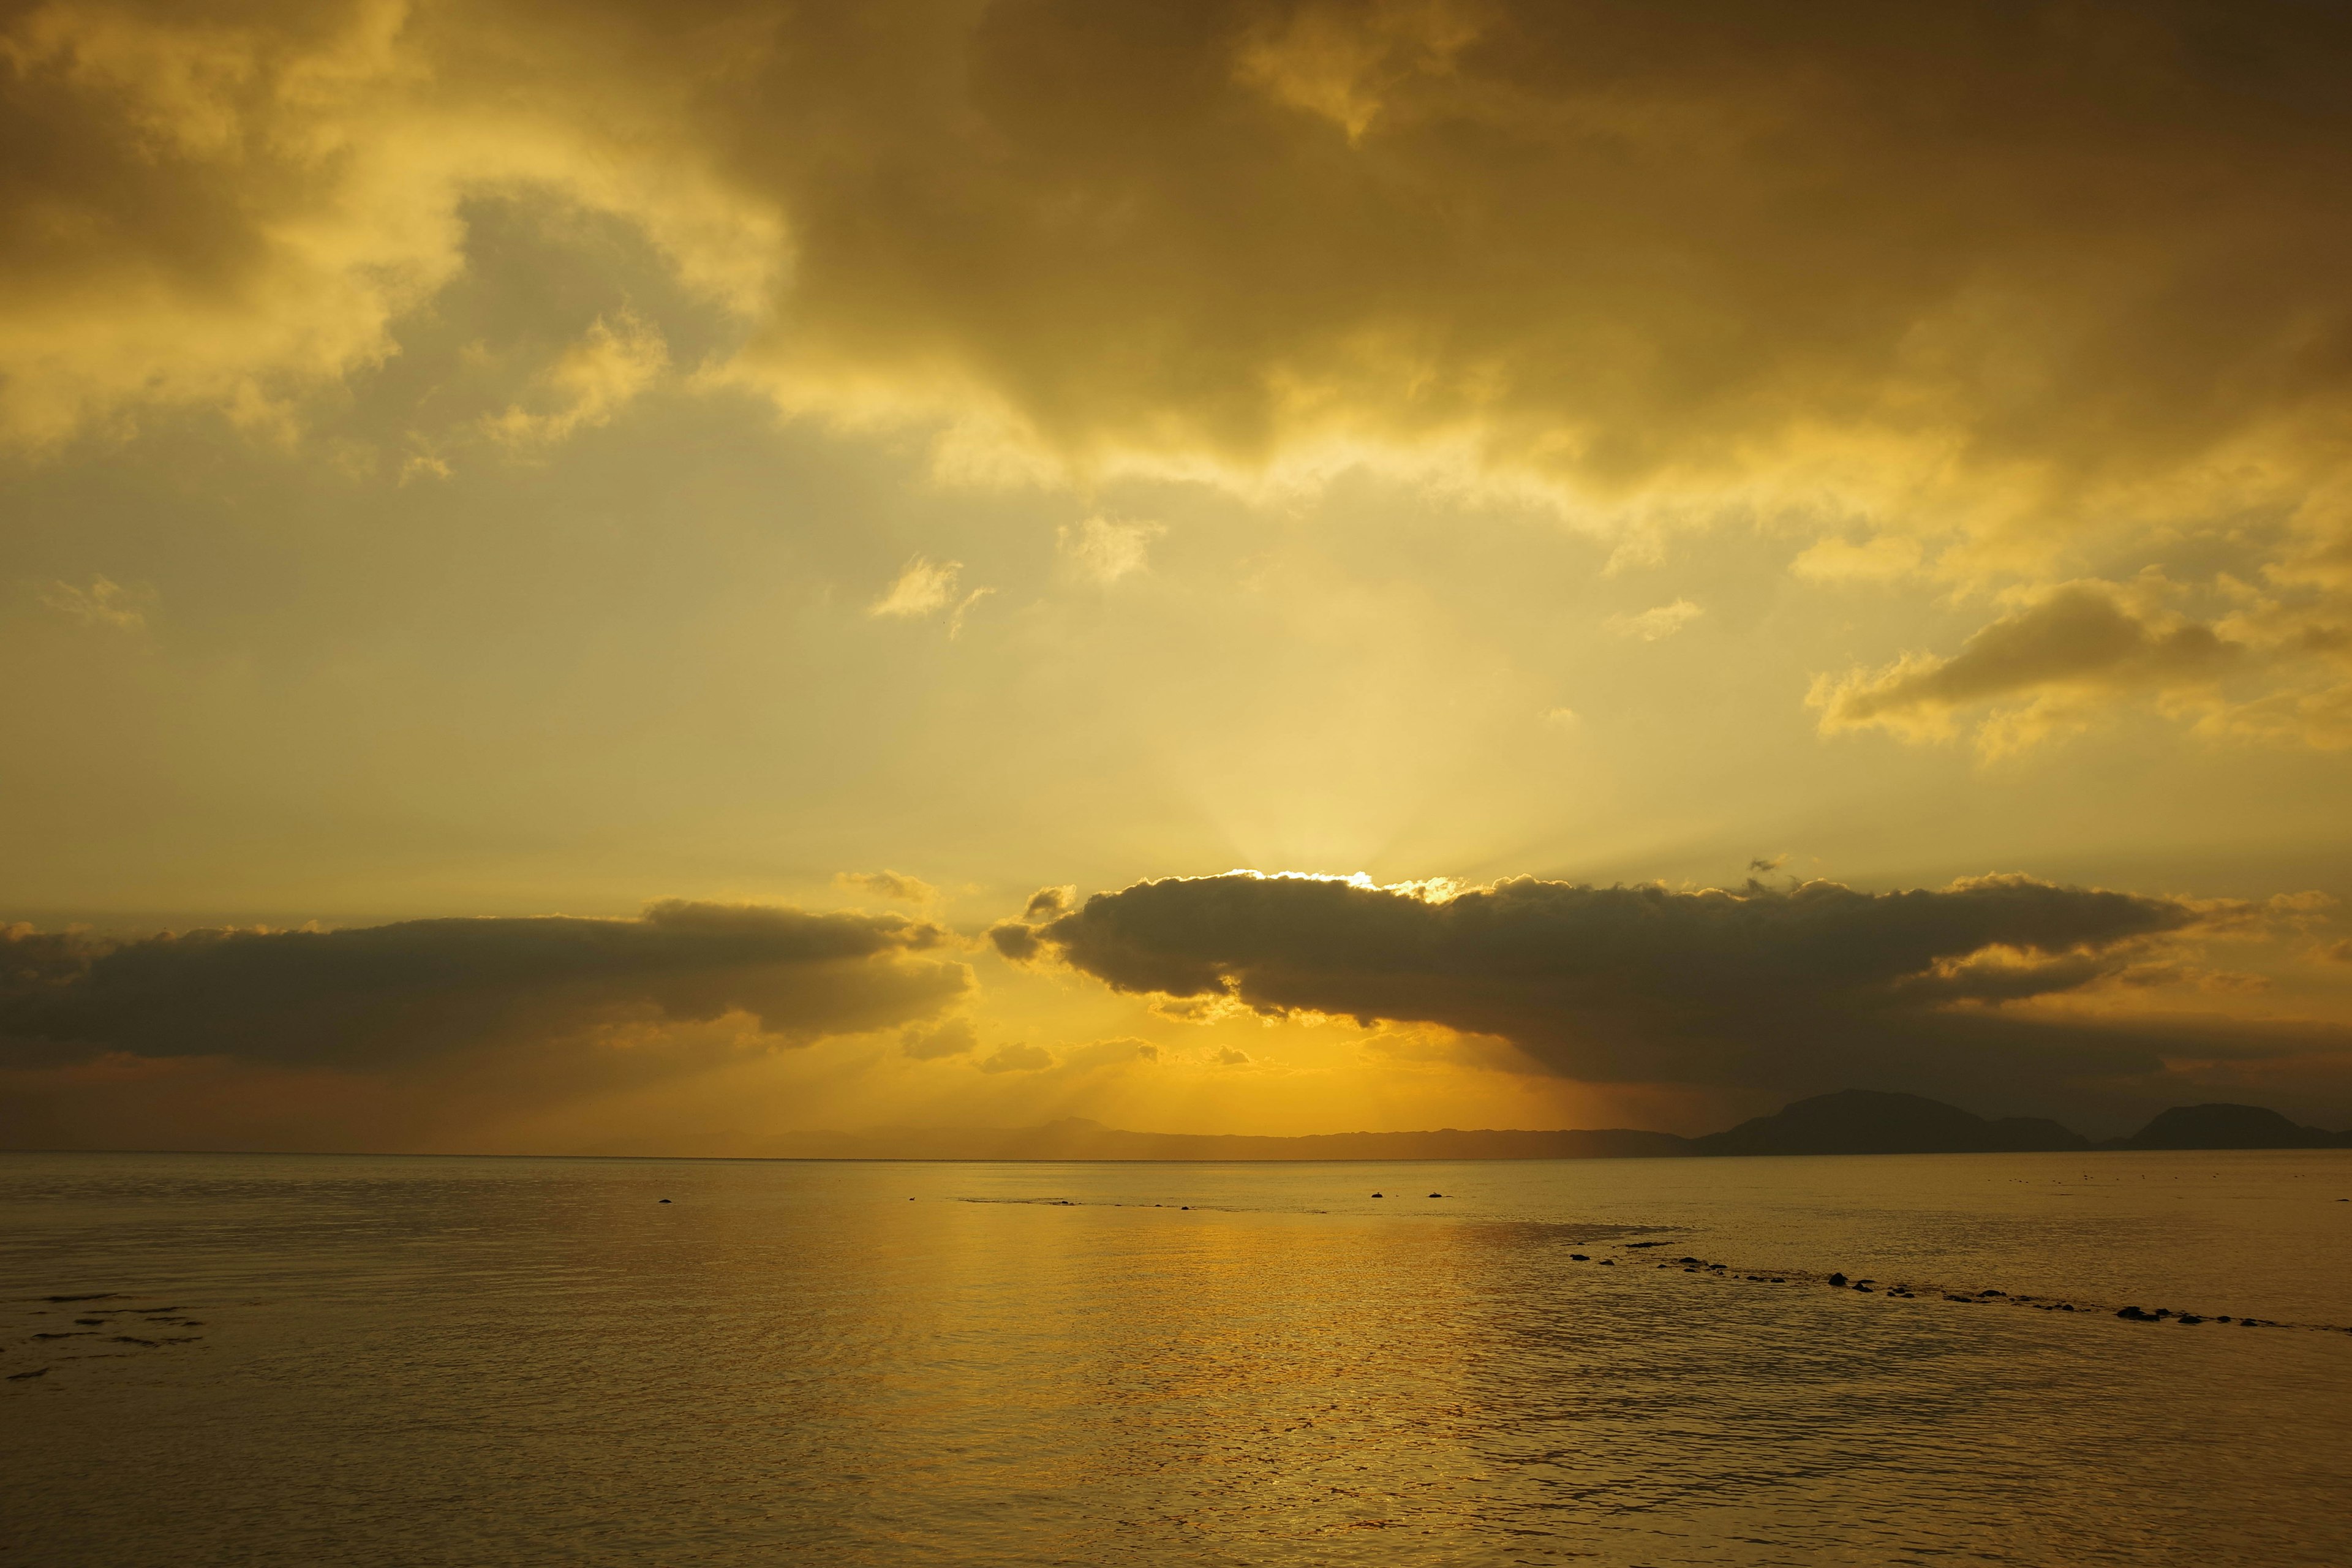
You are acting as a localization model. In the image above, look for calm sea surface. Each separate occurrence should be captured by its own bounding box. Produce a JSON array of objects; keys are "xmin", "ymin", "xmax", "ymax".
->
[{"xmin": 4, "ymin": 1149, "xmax": 2350, "ymax": 1566}]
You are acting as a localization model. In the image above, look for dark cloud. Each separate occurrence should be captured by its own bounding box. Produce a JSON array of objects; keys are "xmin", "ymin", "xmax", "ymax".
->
[
  {"xmin": 1812, "ymin": 583, "xmax": 2255, "ymax": 752},
  {"xmin": 987, "ymin": 884, "xmax": 1079, "ymax": 962},
  {"xmin": 14, "ymin": 0, "xmax": 2352, "ymax": 737},
  {"xmin": 1021, "ymin": 871, "xmax": 2339, "ymax": 1114},
  {"xmin": 1022, "ymin": 885, "xmax": 1076, "ymax": 921},
  {"xmin": 14, "ymin": 0, "xmax": 2352, "ymax": 507},
  {"xmin": 0, "ymin": 900, "xmax": 970, "ymax": 1068},
  {"xmin": 987, "ymin": 920, "xmax": 1046, "ymax": 963}
]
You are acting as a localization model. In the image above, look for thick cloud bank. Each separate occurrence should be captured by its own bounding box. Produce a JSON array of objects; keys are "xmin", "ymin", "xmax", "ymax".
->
[
  {"xmin": 10, "ymin": 0, "xmax": 2352, "ymax": 741},
  {"xmin": 0, "ymin": 900, "xmax": 969, "ymax": 1068},
  {"xmin": 1024, "ymin": 872, "xmax": 2327, "ymax": 1109}
]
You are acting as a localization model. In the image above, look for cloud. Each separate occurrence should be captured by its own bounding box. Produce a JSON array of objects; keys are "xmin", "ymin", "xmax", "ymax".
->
[
  {"xmin": 16, "ymin": 3, "xmax": 2350, "ymax": 529},
  {"xmin": 900, "ymin": 1015, "xmax": 978, "ymax": 1060},
  {"xmin": 987, "ymin": 920, "xmax": 1044, "ymax": 963},
  {"xmin": 868, "ymin": 556, "xmax": 962, "ymax": 619},
  {"xmin": 40, "ymin": 575, "xmax": 151, "ymax": 629},
  {"xmin": 1606, "ymin": 600, "xmax": 1703, "ymax": 641},
  {"xmin": 12, "ymin": 1, "xmax": 2352, "ymax": 760},
  {"xmin": 1790, "ymin": 535, "xmax": 1924, "ymax": 584},
  {"xmin": 0, "ymin": 0, "xmax": 778, "ymax": 449},
  {"xmin": 1023, "ymin": 885, "xmax": 1076, "ymax": 921},
  {"xmin": 0, "ymin": 899, "xmax": 970, "ymax": 1069},
  {"xmin": 836, "ymin": 869, "xmax": 937, "ymax": 904},
  {"xmin": 1796, "ymin": 581, "xmax": 2352, "ymax": 756},
  {"xmin": 480, "ymin": 313, "xmax": 668, "ymax": 448},
  {"xmin": 988, "ymin": 884, "xmax": 1079, "ymax": 962},
  {"xmin": 1057, "ymin": 515, "xmax": 1165, "ymax": 584},
  {"xmin": 978, "ymin": 1042, "xmax": 1052, "ymax": 1074},
  {"xmin": 869, "ymin": 556, "xmax": 992, "ymax": 634},
  {"xmin": 1233, "ymin": 0, "xmax": 1486, "ymax": 143},
  {"xmin": 1061, "ymin": 1036, "xmax": 1158, "ymax": 1071},
  {"xmin": 1012, "ymin": 869, "xmax": 2332, "ymax": 1114},
  {"xmin": 12, "ymin": 2, "xmax": 2352, "ymax": 738},
  {"xmin": 1215, "ymin": 1046, "xmax": 1252, "ymax": 1066}
]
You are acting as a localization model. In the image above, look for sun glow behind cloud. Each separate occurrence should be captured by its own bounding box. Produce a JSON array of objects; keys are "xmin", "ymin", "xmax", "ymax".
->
[{"xmin": 6, "ymin": 0, "xmax": 2352, "ymax": 1149}]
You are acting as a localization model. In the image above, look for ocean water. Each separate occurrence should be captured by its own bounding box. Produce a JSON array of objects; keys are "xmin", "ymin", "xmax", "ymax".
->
[{"xmin": 3, "ymin": 1150, "xmax": 2349, "ymax": 1566}]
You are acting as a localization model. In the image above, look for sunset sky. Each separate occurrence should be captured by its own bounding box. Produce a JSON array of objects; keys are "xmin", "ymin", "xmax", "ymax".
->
[{"xmin": 7, "ymin": 0, "xmax": 2352, "ymax": 1153}]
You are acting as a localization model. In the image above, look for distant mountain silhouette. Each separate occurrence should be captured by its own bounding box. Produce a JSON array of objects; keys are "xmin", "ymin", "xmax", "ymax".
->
[
  {"xmin": 2120, "ymin": 1102, "xmax": 2352, "ymax": 1151},
  {"xmin": 766, "ymin": 1118, "xmax": 1691, "ymax": 1162},
  {"xmin": 765, "ymin": 1092, "xmax": 2347, "ymax": 1161},
  {"xmin": 1692, "ymin": 1090, "xmax": 2090, "ymax": 1156}
]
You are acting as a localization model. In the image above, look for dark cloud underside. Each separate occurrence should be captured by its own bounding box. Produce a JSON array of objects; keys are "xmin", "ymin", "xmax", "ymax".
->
[
  {"xmin": 1030, "ymin": 873, "xmax": 2242, "ymax": 1102},
  {"xmin": 0, "ymin": 900, "xmax": 970, "ymax": 1067}
]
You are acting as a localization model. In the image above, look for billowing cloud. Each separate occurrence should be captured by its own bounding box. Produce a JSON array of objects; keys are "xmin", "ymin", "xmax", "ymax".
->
[
  {"xmin": 1022, "ymin": 885, "xmax": 1076, "ymax": 921},
  {"xmin": 13, "ymin": 0, "xmax": 2352, "ymax": 739},
  {"xmin": 1814, "ymin": 579, "xmax": 2352, "ymax": 755},
  {"xmin": 1015, "ymin": 870, "xmax": 2345, "ymax": 1114},
  {"xmin": 12, "ymin": 2, "xmax": 2349, "ymax": 522},
  {"xmin": 0, "ymin": 899, "xmax": 970, "ymax": 1068},
  {"xmin": 988, "ymin": 883, "xmax": 1079, "ymax": 962},
  {"xmin": 0, "ymin": 0, "xmax": 777, "ymax": 449}
]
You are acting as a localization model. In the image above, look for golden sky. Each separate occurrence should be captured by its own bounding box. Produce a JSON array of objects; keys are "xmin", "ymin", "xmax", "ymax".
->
[{"xmin": 6, "ymin": 0, "xmax": 2352, "ymax": 1152}]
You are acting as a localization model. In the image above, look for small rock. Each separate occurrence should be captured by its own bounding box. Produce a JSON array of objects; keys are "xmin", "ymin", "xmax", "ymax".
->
[
  {"xmin": 1598, "ymin": 1259, "xmax": 1615, "ymax": 1266},
  {"xmin": 1428, "ymin": 1193, "xmax": 1444, "ymax": 1198},
  {"xmin": 1827, "ymin": 1272, "xmax": 1848, "ymax": 1287},
  {"xmin": 658, "ymin": 1199, "xmax": 671, "ymax": 1204},
  {"xmin": 7, "ymin": 1368, "xmax": 48, "ymax": 1381},
  {"xmin": 1569, "ymin": 1253, "xmax": 1588, "ymax": 1261}
]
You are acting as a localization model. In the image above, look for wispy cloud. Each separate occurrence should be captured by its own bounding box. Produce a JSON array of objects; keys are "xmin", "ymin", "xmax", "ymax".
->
[
  {"xmin": 1606, "ymin": 600, "xmax": 1703, "ymax": 641},
  {"xmin": 1058, "ymin": 515, "xmax": 1165, "ymax": 584},
  {"xmin": 42, "ymin": 576, "xmax": 151, "ymax": 630},
  {"xmin": 481, "ymin": 314, "xmax": 669, "ymax": 450},
  {"xmin": 870, "ymin": 557, "xmax": 992, "ymax": 636}
]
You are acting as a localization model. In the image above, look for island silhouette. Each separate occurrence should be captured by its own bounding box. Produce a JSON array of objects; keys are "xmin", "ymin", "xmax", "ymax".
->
[{"xmin": 767, "ymin": 1091, "xmax": 2352, "ymax": 1161}]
